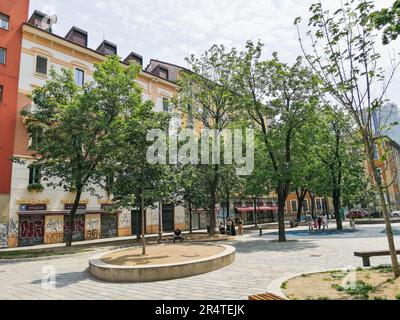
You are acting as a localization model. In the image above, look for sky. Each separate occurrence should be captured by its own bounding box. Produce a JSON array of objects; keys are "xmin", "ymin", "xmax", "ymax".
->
[{"xmin": 30, "ymin": 0, "xmax": 400, "ymax": 102}]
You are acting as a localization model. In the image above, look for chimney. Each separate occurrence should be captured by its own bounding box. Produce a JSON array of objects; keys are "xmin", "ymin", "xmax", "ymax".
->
[
  {"xmin": 96, "ymin": 40, "xmax": 117, "ymax": 56},
  {"xmin": 123, "ymin": 52, "xmax": 143, "ymax": 67},
  {"xmin": 28, "ymin": 10, "xmax": 56, "ymax": 33},
  {"xmin": 65, "ymin": 27, "xmax": 88, "ymax": 47}
]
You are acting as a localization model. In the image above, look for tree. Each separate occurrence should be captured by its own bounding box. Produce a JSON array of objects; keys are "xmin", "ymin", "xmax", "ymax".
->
[
  {"xmin": 110, "ymin": 99, "xmax": 170, "ymax": 255},
  {"xmin": 177, "ymin": 45, "xmax": 237, "ymax": 236},
  {"xmin": 296, "ymin": 0, "xmax": 400, "ymax": 276},
  {"xmin": 21, "ymin": 56, "xmax": 142, "ymax": 247},
  {"xmin": 233, "ymin": 42, "xmax": 320, "ymax": 242},
  {"xmin": 176, "ymin": 164, "xmax": 210, "ymax": 233},
  {"xmin": 238, "ymin": 139, "xmax": 272, "ymax": 227},
  {"xmin": 312, "ymin": 107, "xmax": 367, "ymax": 230},
  {"xmin": 370, "ymin": 0, "xmax": 400, "ymax": 44}
]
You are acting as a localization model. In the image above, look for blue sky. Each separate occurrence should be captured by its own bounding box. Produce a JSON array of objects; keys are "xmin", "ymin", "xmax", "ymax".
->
[{"xmin": 30, "ymin": 0, "xmax": 400, "ymax": 103}]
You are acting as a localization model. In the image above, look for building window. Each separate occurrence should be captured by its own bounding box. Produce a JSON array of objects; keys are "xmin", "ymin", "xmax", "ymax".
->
[
  {"xmin": 159, "ymin": 67, "xmax": 169, "ymax": 80},
  {"xmin": 291, "ymin": 200, "xmax": 298, "ymax": 213},
  {"xmin": 0, "ymin": 48, "xmax": 6, "ymax": 64},
  {"xmin": 376, "ymin": 168, "xmax": 383, "ymax": 184},
  {"xmin": 373, "ymin": 144, "xmax": 379, "ymax": 160},
  {"xmin": 316, "ymin": 198, "xmax": 323, "ymax": 211},
  {"xmin": 162, "ymin": 97, "xmax": 170, "ymax": 112},
  {"xmin": 0, "ymin": 13, "xmax": 9, "ymax": 30},
  {"xmin": 29, "ymin": 165, "xmax": 41, "ymax": 185},
  {"xmin": 303, "ymin": 199, "xmax": 309, "ymax": 212},
  {"xmin": 187, "ymin": 104, "xmax": 194, "ymax": 128},
  {"xmin": 35, "ymin": 56, "xmax": 48, "ymax": 75},
  {"xmin": 74, "ymin": 68, "xmax": 85, "ymax": 86},
  {"xmin": 30, "ymin": 127, "xmax": 43, "ymax": 149},
  {"xmin": 0, "ymin": 85, "xmax": 3, "ymax": 103}
]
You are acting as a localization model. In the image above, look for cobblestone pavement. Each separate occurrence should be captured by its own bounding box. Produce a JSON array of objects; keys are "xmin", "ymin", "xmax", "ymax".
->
[{"xmin": 0, "ymin": 224, "xmax": 399, "ymax": 300}]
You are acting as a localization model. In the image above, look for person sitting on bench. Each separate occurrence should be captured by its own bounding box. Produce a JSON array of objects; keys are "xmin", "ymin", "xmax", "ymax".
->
[
  {"xmin": 173, "ymin": 228, "xmax": 183, "ymax": 243},
  {"xmin": 219, "ymin": 223, "xmax": 226, "ymax": 235}
]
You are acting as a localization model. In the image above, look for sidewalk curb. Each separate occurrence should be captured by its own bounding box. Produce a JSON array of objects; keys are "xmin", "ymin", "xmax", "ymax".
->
[
  {"xmin": 0, "ymin": 238, "xmax": 232, "ymax": 265},
  {"xmin": 266, "ymin": 267, "xmax": 351, "ymax": 300},
  {"xmin": 0, "ymin": 244, "xmax": 133, "ymax": 265}
]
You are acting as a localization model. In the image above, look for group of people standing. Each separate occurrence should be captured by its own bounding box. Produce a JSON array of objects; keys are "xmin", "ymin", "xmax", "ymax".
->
[
  {"xmin": 305, "ymin": 213, "xmax": 329, "ymax": 231},
  {"xmin": 219, "ymin": 217, "xmax": 244, "ymax": 236}
]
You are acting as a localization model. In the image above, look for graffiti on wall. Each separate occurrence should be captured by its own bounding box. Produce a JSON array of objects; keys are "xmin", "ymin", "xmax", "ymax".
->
[
  {"xmin": 101, "ymin": 214, "xmax": 118, "ymax": 239},
  {"xmin": 8, "ymin": 219, "xmax": 18, "ymax": 237},
  {"xmin": 19, "ymin": 215, "xmax": 45, "ymax": 247},
  {"xmin": 45, "ymin": 217, "xmax": 63, "ymax": 233},
  {"xmin": 0, "ymin": 224, "xmax": 8, "ymax": 248},
  {"xmin": 45, "ymin": 233, "xmax": 64, "ymax": 244},
  {"xmin": 86, "ymin": 218, "xmax": 100, "ymax": 230},
  {"xmin": 85, "ymin": 229, "xmax": 99, "ymax": 240},
  {"xmin": 45, "ymin": 216, "xmax": 64, "ymax": 244},
  {"xmin": 64, "ymin": 215, "xmax": 85, "ymax": 242},
  {"xmin": 85, "ymin": 214, "xmax": 100, "ymax": 240},
  {"xmin": 118, "ymin": 212, "xmax": 131, "ymax": 229}
]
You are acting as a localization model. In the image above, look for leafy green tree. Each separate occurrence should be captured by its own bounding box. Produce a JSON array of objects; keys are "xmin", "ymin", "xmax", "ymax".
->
[
  {"xmin": 21, "ymin": 56, "xmax": 142, "ymax": 247},
  {"xmin": 110, "ymin": 99, "xmax": 170, "ymax": 255},
  {"xmin": 296, "ymin": 0, "xmax": 400, "ymax": 276},
  {"xmin": 175, "ymin": 164, "xmax": 210, "ymax": 233},
  {"xmin": 370, "ymin": 0, "xmax": 400, "ymax": 44},
  {"xmin": 177, "ymin": 45, "xmax": 237, "ymax": 236},
  {"xmin": 237, "ymin": 139, "xmax": 272, "ymax": 227},
  {"xmin": 232, "ymin": 41, "xmax": 320, "ymax": 242}
]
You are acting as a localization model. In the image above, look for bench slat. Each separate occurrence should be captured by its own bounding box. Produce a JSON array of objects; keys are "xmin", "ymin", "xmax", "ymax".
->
[
  {"xmin": 249, "ymin": 293, "xmax": 285, "ymax": 300},
  {"xmin": 354, "ymin": 250, "xmax": 400, "ymax": 257}
]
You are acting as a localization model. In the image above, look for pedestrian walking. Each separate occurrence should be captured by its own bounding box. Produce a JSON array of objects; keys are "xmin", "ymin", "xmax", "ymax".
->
[
  {"xmin": 305, "ymin": 213, "xmax": 313, "ymax": 231},
  {"xmin": 226, "ymin": 217, "xmax": 232, "ymax": 235},
  {"xmin": 322, "ymin": 214, "xmax": 328, "ymax": 231},
  {"xmin": 231, "ymin": 220, "xmax": 237, "ymax": 236},
  {"xmin": 317, "ymin": 215, "xmax": 322, "ymax": 230},
  {"xmin": 238, "ymin": 219, "xmax": 244, "ymax": 236}
]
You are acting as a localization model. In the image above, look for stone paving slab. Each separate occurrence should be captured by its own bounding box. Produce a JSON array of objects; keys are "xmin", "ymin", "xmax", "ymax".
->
[{"xmin": 0, "ymin": 224, "xmax": 398, "ymax": 300}]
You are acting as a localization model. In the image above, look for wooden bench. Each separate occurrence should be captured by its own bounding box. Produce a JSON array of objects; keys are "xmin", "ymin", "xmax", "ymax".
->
[
  {"xmin": 248, "ymin": 293, "xmax": 286, "ymax": 300},
  {"xmin": 354, "ymin": 250, "xmax": 400, "ymax": 267}
]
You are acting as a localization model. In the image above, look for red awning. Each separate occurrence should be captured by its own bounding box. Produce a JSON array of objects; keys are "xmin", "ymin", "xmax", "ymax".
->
[{"xmin": 235, "ymin": 206, "xmax": 278, "ymax": 212}]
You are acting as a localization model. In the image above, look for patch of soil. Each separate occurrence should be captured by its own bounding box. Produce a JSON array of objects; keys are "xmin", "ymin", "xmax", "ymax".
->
[
  {"xmin": 284, "ymin": 267, "xmax": 400, "ymax": 300},
  {"xmin": 101, "ymin": 244, "xmax": 226, "ymax": 266}
]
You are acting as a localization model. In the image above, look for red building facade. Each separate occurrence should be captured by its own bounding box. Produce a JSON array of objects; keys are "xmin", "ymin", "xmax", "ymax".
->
[{"xmin": 0, "ymin": 0, "xmax": 30, "ymax": 223}]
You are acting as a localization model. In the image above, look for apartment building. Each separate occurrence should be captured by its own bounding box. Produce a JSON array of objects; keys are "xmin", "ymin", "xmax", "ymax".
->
[{"xmin": 0, "ymin": 0, "xmax": 186, "ymax": 248}]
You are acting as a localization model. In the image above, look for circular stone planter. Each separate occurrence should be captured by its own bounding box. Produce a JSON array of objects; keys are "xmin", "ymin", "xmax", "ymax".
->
[{"xmin": 89, "ymin": 243, "xmax": 235, "ymax": 283}]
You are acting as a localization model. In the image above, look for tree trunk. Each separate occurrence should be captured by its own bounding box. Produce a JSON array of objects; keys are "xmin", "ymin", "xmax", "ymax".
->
[
  {"xmin": 141, "ymin": 193, "xmax": 146, "ymax": 256},
  {"xmin": 188, "ymin": 200, "xmax": 193, "ymax": 234},
  {"xmin": 277, "ymin": 187, "xmax": 287, "ymax": 242},
  {"xmin": 209, "ymin": 196, "xmax": 216, "ymax": 236},
  {"xmin": 368, "ymin": 154, "xmax": 400, "ymax": 277},
  {"xmin": 253, "ymin": 197, "xmax": 258, "ymax": 228},
  {"xmin": 296, "ymin": 189, "xmax": 307, "ymax": 222},
  {"xmin": 310, "ymin": 192, "xmax": 316, "ymax": 218},
  {"xmin": 208, "ymin": 165, "xmax": 219, "ymax": 236},
  {"xmin": 226, "ymin": 190, "xmax": 230, "ymax": 219},
  {"xmin": 332, "ymin": 188, "xmax": 343, "ymax": 230},
  {"xmin": 136, "ymin": 202, "xmax": 141, "ymax": 240},
  {"xmin": 66, "ymin": 190, "xmax": 82, "ymax": 247},
  {"xmin": 158, "ymin": 201, "xmax": 163, "ymax": 243}
]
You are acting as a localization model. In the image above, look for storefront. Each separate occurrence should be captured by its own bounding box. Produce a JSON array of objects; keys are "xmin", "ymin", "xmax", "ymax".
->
[
  {"xmin": 15, "ymin": 201, "xmax": 122, "ymax": 246},
  {"xmin": 234, "ymin": 206, "xmax": 278, "ymax": 225}
]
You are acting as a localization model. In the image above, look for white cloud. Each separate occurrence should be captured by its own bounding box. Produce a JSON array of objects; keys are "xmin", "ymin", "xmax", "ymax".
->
[{"xmin": 30, "ymin": 0, "xmax": 400, "ymax": 102}]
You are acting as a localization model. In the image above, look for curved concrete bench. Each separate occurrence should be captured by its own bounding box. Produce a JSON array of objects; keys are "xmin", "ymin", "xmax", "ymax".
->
[{"xmin": 89, "ymin": 244, "xmax": 236, "ymax": 283}]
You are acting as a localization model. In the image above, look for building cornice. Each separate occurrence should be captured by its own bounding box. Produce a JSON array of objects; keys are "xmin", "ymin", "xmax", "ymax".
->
[{"xmin": 22, "ymin": 23, "xmax": 178, "ymax": 90}]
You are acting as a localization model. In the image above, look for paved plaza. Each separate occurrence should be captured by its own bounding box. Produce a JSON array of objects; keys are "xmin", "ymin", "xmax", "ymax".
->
[{"xmin": 0, "ymin": 224, "xmax": 399, "ymax": 300}]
